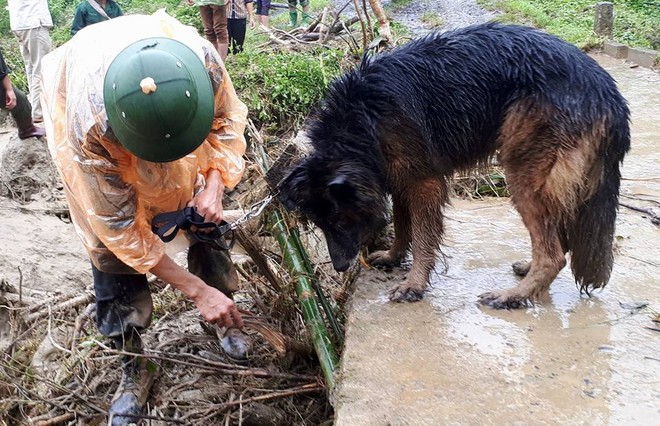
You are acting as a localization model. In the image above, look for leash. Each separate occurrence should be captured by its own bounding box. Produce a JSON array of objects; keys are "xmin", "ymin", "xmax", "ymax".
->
[{"xmin": 151, "ymin": 192, "xmax": 277, "ymax": 250}]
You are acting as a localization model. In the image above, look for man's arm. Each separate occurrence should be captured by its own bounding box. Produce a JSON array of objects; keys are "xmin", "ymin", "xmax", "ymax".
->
[
  {"xmin": 150, "ymin": 254, "xmax": 243, "ymax": 328},
  {"xmin": 0, "ymin": 51, "xmax": 15, "ymax": 109},
  {"xmin": 189, "ymin": 168, "xmax": 226, "ymax": 223},
  {"xmin": 246, "ymin": 1, "xmax": 255, "ymax": 29}
]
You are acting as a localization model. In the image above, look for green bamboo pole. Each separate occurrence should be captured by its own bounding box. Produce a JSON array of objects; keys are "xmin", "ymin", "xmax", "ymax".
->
[
  {"xmin": 270, "ymin": 209, "xmax": 339, "ymax": 391},
  {"xmin": 289, "ymin": 227, "xmax": 344, "ymax": 343},
  {"xmin": 251, "ymin": 139, "xmax": 338, "ymax": 391}
]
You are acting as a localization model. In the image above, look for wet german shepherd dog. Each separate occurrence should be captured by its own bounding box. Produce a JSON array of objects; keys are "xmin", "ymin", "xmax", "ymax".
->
[{"xmin": 278, "ymin": 23, "xmax": 630, "ymax": 308}]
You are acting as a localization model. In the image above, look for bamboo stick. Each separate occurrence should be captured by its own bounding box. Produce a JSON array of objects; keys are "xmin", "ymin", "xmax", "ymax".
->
[
  {"xmin": 269, "ymin": 210, "xmax": 338, "ymax": 390},
  {"xmin": 248, "ymin": 128, "xmax": 339, "ymax": 391}
]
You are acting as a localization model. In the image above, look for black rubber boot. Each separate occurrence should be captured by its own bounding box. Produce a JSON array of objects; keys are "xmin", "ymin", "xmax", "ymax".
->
[
  {"xmin": 11, "ymin": 88, "xmax": 45, "ymax": 140},
  {"xmin": 108, "ymin": 329, "xmax": 156, "ymax": 426},
  {"xmin": 187, "ymin": 242, "xmax": 240, "ymax": 296}
]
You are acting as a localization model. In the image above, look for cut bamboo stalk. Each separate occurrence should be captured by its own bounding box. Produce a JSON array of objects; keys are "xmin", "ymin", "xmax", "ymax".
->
[{"xmin": 269, "ymin": 209, "xmax": 339, "ymax": 390}]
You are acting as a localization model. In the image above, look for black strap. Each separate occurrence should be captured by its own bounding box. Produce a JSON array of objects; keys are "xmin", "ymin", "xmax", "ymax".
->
[{"xmin": 151, "ymin": 207, "xmax": 235, "ymax": 250}]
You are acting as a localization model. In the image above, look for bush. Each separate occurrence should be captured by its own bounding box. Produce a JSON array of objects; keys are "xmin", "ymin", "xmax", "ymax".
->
[{"xmin": 228, "ymin": 48, "xmax": 344, "ymax": 133}]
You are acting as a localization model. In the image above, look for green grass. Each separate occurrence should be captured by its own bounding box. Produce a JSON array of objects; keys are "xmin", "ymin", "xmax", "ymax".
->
[
  {"xmin": 420, "ymin": 12, "xmax": 445, "ymax": 29},
  {"xmin": 478, "ymin": 0, "xmax": 660, "ymax": 50},
  {"xmin": 2, "ymin": 0, "xmax": 657, "ymax": 112},
  {"xmin": 228, "ymin": 45, "xmax": 343, "ymax": 133},
  {"xmin": 0, "ymin": 0, "xmax": 344, "ymax": 132}
]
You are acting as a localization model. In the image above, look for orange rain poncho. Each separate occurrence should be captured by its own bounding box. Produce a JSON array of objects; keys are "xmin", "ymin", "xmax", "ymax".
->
[{"xmin": 41, "ymin": 11, "xmax": 248, "ymax": 274}]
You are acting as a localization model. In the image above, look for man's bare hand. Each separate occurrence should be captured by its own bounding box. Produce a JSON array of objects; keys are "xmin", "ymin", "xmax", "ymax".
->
[
  {"xmin": 151, "ymin": 255, "xmax": 243, "ymax": 329},
  {"xmin": 5, "ymin": 89, "xmax": 16, "ymax": 110},
  {"xmin": 189, "ymin": 169, "xmax": 225, "ymax": 225},
  {"xmin": 192, "ymin": 285, "xmax": 243, "ymax": 329}
]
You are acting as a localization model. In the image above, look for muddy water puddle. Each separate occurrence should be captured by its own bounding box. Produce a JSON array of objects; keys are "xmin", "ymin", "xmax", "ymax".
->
[{"xmin": 333, "ymin": 55, "xmax": 659, "ymax": 425}]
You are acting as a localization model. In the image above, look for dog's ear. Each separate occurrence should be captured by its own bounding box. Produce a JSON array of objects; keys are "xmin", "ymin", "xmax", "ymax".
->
[
  {"xmin": 328, "ymin": 174, "xmax": 356, "ymax": 204},
  {"xmin": 277, "ymin": 164, "xmax": 309, "ymax": 211}
]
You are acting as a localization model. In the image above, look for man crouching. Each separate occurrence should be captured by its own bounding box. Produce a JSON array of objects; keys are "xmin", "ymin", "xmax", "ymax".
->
[{"xmin": 41, "ymin": 11, "xmax": 249, "ymax": 424}]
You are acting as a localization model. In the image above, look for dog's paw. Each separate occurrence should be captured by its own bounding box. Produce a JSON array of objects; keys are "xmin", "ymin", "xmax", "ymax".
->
[
  {"xmin": 389, "ymin": 284, "xmax": 425, "ymax": 302},
  {"xmin": 478, "ymin": 291, "xmax": 529, "ymax": 309},
  {"xmin": 511, "ymin": 260, "xmax": 531, "ymax": 276},
  {"xmin": 367, "ymin": 250, "xmax": 401, "ymax": 267}
]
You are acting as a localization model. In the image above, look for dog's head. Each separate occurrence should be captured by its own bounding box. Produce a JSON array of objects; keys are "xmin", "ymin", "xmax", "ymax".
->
[{"xmin": 278, "ymin": 157, "xmax": 388, "ymax": 272}]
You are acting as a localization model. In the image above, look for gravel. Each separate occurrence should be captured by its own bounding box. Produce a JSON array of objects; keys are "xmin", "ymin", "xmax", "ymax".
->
[{"xmin": 329, "ymin": 0, "xmax": 497, "ymax": 36}]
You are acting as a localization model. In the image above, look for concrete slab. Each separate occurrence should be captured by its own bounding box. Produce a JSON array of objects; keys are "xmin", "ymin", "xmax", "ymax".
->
[
  {"xmin": 603, "ymin": 41, "xmax": 628, "ymax": 59},
  {"xmin": 627, "ymin": 47, "xmax": 659, "ymax": 69},
  {"xmin": 333, "ymin": 54, "xmax": 660, "ymax": 425}
]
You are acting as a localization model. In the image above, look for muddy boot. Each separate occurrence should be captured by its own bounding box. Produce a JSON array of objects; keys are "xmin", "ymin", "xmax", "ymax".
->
[
  {"xmin": 11, "ymin": 88, "xmax": 45, "ymax": 140},
  {"xmin": 109, "ymin": 329, "xmax": 157, "ymax": 426},
  {"xmin": 288, "ymin": 11, "xmax": 298, "ymax": 28}
]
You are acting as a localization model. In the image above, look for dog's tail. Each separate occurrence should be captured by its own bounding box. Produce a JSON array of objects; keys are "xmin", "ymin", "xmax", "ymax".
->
[{"xmin": 566, "ymin": 116, "xmax": 630, "ymax": 294}]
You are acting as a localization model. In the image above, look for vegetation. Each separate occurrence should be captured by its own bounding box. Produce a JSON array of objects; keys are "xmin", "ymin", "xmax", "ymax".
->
[
  {"xmin": 478, "ymin": 0, "xmax": 660, "ymax": 50},
  {"xmin": 0, "ymin": 0, "xmax": 347, "ymax": 133},
  {"xmin": 230, "ymin": 47, "xmax": 344, "ymax": 133},
  {"xmin": 420, "ymin": 11, "xmax": 445, "ymax": 29}
]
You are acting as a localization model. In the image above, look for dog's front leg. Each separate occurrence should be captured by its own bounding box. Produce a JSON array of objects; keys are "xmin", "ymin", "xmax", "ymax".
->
[
  {"xmin": 367, "ymin": 194, "xmax": 411, "ymax": 267},
  {"xmin": 388, "ymin": 178, "xmax": 448, "ymax": 302}
]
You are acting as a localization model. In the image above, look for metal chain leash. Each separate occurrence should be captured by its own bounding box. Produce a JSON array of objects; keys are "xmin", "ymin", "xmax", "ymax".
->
[{"xmin": 226, "ymin": 191, "xmax": 278, "ymax": 231}]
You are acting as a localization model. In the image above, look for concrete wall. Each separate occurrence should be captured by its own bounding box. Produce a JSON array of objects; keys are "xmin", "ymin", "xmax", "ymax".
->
[{"xmin": 602, "ymin": 41, "xmax": 659, "ymax": 69}]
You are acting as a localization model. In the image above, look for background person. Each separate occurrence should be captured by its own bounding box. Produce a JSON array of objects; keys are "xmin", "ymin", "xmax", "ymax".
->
[
  {"xmin": 288, "ymin": 0, "xmax": 310, "ymax": 27},
  {"xmin": 187, "ymin": 0, "xmax": 230, "ymax": 61},
  {"xmin": 228, "ymin": 0, "xmax": 255, "ymax": 54},
  {"xmin": 254, "ymin": 0, "xmax": 270, "ymax": 29},
  {"xmin": 70, "ymin": 0, "xmax": 124, "ymax": 37},
  {"xmin": 0, "ymin": 49, "xmax": 46, "ymax": 139},
  {"xmin": 41, "ymin": 11, "xmax": 249, "ymax": 424},
  {"xmin": 7, "ymin": 0, "xmax": 53, "ymax": 124}
]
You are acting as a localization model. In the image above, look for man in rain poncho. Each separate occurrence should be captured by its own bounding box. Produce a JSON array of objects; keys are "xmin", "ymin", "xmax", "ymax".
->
[{"xmin": 41, "ymin": 11, "xmax": 249, "ymax": 424}]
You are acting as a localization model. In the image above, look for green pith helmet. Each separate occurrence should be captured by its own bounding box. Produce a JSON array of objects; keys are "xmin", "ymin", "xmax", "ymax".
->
[{"xmin": 103, "ymin": 37, "xmax": 214, "ymax": 163}]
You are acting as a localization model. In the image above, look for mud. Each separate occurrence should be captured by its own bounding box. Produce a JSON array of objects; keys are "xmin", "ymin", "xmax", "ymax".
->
[{"xmin": 333, "ymin": 55, "xmax": 660, "ymax": 425}]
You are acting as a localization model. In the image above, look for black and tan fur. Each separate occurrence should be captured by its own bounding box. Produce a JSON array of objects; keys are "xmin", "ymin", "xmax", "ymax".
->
[{"xmin": 278, "ymin": 23, "xmax": 631, "ymax": 308}]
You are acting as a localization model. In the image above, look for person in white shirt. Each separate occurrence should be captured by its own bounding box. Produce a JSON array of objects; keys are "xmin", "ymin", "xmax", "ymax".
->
[{"xmin": 7, "ymin": 0, "xmax": 53, "ymax": 123}]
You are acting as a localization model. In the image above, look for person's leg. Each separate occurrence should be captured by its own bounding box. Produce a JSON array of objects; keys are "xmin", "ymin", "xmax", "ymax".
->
[
  {"xmin": 13, "ymin": 27, "xmax": 51, "ymax": 122},
  {"xmin": 288, "ymin": 0, "xmax": 298, "ymax": 27},
  {"xmin": 260, "ymin": 0, "xmax": 271, "ymax": 29},
  {"xmin": 1, "ymin": 84, "xmax": 45, "ymax": 139},
  {"xmin": 92, "ymin": 264, "xmax": 155, "ymax": 425},
  {"xmin": 228, "ymin": 18, "xmax": 247, "ymax": 54},
  {"xmin": 227, "ymin": 18, "xmax": 236, "ymax": 55},
  {"xmin": 212, "ymin": 4, "xmax": 229, "ymax": 61},
  {"xmin": 199, "ymin": 5, "xmax": 218, "ymax": 48},
  {"xmin": 93, "ymin": 265, "xmax": 153, "ymax": 337},
  {"xmin": 300, "ymin": 0, "xmax": 311, "ymax": 26}
]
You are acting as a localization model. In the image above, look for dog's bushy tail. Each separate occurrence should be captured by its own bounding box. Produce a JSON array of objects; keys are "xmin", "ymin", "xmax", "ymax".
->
[{"xmin": 567, "ymin": 117, "xmax": 630, "ymax": 294}]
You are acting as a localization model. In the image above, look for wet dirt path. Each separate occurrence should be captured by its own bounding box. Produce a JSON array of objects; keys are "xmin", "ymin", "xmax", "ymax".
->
[{"xmin": 333, "ymin": 55, "xmax": 660, "ymax": 425}]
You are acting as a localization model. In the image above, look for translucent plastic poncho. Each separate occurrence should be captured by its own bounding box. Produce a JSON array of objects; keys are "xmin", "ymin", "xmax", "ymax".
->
[{"xmin": 41, "ymin": 11, "xmax": 248, "ymax": 274}]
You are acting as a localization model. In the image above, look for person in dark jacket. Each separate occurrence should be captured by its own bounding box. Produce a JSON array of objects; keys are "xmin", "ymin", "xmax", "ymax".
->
[
  {"xmin": 70, "ymin": 0, "xmax": 123, "ymax": 37},
  {"xmin": 0, "ymin": 49, "xmax": 45, "ymax": 139}
]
